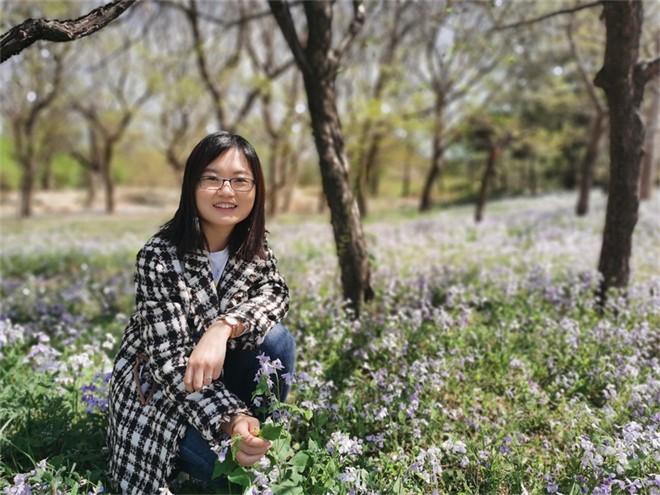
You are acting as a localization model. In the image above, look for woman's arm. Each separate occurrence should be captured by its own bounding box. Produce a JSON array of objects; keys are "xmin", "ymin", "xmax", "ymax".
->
[
  {"xmin": 221, "ymin": 241, "xmax": 290, "ymax": 349},
  {"xmin": 134, "ymin": 244, "xmax": 249, "ymax": 442}
]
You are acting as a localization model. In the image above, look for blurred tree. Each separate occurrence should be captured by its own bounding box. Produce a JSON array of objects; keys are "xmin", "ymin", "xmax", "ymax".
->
[
  {"xmin": 142, "ymin": 3, "xmax": 216, "ymax": 174},
  {"xmin": 269, "ymin": 0, "xmax": 374, "ymax": 315},
  {"xmin": 594, "ymin": 0, "xmax": 659, "ymax": 301},
  {"xmin": 640, "ymin": 76, "xmax": 659, "ymax": 200},
  {"xmin": 241, "ymin": 1, "xmax": 302, "ymax": 215},
  {"xmin": 416, "ymin": 2, "xmax": 504, "ymax": 212},
  {"xmin": 180, "ymin": 0, "xmax": 251, "ymax": 132},
  {"xmin": 175, "ymin": 0, "xmax": 293, "ymax": 134},
  {"xmin": 0, "ymin": 0, "xmax": 136, "ymax": 63},
  {"xmin": 466, "ymin": 116, "xmax": 514, "ymax": 223},
  {"xmin": 258, "ymin": 73, "xmax": 304, "ymax": 216},
  {"xmin": 639, "ymin": 0, "xmax": 660, "ymax": 201},
  {"xmin": 67, "ymin": 36, "xmax": 152, "ymax": 213},
  {"xmin": 567, "ymin": 13, "xmax": 608, "ymax": 216},
  {"xmin": 0, "ymin": 41, "xmax": 67, "ymax": 217},
  {"xmin": 346, "ymin": 0, "xmax": 417, "ymax": 217}
]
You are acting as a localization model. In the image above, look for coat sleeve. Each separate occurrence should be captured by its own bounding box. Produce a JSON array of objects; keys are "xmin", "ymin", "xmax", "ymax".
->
[
  {"xmin": 134, "ymin": 245, "xmax": 249, "ymax": 444},
  {"xmin": 222, "ymin": 240, "xmax": 290, "ymax": 350}
]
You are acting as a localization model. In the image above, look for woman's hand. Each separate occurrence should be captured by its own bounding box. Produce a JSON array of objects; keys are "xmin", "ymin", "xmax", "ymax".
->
[
  {"xmin": 184, "ymin": 322, "xmax": 232, "ymax": 392},
  {"xmin": 223, "ymin": 414, "xmax": 272, "ymax": 467}
]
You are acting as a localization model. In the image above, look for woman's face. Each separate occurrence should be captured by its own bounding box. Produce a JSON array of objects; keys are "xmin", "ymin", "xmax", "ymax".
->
[{"xmin": 195, "ymin": 148, "xmax": 256, "ymax": 244}]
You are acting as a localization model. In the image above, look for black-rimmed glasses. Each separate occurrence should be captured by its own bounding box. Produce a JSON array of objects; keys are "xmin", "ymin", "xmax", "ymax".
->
[{"xmin": 199, "ymin": 176, "xmax": 256, "ymax": 192}]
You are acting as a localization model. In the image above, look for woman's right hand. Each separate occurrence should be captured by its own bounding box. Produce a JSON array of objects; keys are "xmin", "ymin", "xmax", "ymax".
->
[
  {"xmin": 223, "ymin": 414, "xmax": 272, "ymax": 467},
  {"xmin": 184, "ymin": 322, "xmax": 232, "ymax": 392}
]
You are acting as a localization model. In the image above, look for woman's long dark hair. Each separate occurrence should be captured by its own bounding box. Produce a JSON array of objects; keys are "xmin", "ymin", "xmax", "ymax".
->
[{"xmin": 159, "ymin": 131, "xmax": 266, "ymax": 261}]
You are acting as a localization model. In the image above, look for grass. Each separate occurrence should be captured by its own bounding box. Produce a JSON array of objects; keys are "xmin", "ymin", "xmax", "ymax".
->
[{"xmin": 0, "ymin": 191, "xmax": 658, "ymax": 494}]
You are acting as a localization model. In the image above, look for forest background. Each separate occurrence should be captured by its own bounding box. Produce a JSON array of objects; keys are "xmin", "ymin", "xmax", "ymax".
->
[
  {"xmin": 1, "ymin": 0, "xmax": 657, "ymax": 220},
  {"xmin": 1, "ymin": 1, "xmax": 659, "ymax": 494}
]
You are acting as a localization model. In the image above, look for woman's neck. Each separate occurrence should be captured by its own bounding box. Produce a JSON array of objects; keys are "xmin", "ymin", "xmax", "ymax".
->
[{"xmin": 204, "ymin": 228, "xmax": 231, "ymax": 252}]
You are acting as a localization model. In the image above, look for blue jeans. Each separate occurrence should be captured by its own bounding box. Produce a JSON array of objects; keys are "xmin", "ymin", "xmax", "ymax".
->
[{"xmin": 176, "ymin": 323, "xmax": 295, "ymax": 487}]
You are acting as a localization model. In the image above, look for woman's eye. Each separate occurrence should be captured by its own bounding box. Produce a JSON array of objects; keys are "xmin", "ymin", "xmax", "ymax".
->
[{"xmin": 234, "ymin": 178, "xmax": 249, "ymax": 184}]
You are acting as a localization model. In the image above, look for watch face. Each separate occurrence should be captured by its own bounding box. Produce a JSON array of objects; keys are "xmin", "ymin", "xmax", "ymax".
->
[{"xmin": 225, "ymin": 316, "xmax": 238, "ymax": 326}]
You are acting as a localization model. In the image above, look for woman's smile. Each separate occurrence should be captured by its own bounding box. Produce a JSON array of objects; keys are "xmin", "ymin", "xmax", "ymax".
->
[{"xmin": 195, "ymin": 148, "xmax": 256, "ymax": 251}]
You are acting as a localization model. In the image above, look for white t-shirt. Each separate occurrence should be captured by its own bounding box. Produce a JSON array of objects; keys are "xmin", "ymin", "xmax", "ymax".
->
[{"xmin": 209, "ymin": 248, "xmax": 229, "ymax": 284}]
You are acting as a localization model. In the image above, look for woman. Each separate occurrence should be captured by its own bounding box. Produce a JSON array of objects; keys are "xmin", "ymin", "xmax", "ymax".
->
[{"xmin": 107, "ymin": 132, "xmax": 294, "ymax": 494}]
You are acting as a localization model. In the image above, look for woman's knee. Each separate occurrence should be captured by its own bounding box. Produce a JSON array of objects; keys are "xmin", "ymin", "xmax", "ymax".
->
[{"xmin": 262, "ymin": 323, "xmax": 295, "ymax": 372}]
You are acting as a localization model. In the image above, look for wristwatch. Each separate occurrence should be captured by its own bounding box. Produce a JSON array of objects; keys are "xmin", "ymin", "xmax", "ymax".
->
[{"xmin": 223, "ymin": 316, "xmax": 244, "ymax": 339}]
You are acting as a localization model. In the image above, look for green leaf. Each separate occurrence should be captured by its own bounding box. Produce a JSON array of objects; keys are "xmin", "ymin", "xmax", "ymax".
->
[
  {"xmin": 212, "ymin": 456, "xmax": 239, "ymax": 478},
  {"xmin": 271, "ymin": 482, "xmax": 304, "ymax": 495},
  {"xmin": 290, "ymin": 451, "xmax": 310, "ymax": 468},
  {"xmin": 259, "ymin": 422, "xmax": 285, "ymax": 441},
  {"xmin": 227, "ymin": 470, "xmax": 254, "ymax": 487}
]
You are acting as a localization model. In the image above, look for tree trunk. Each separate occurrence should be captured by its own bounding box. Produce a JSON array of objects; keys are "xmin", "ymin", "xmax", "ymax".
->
[
  {"xmin": 576, "ymin": 111, "xmax": 608, "ymax": 216},
  {"xmin": 267, "ymin": 138, "xmax": 280, "ymax": 216},
  {"xmin": 304, "ymin": 74, "xmax": 374, "ymax": 313},
  {"xmin": 353, "ymin": 122, "xmax": 385, "ymax": 217},
  {"xmin": 281, "ymin": 144, "xmax": 298, "ymax": 214},
  {"xmin": 419, "ymin": 98, "xmax": 444, "ymax": 212},
  {"xmin": 475, "ymin": 144, "xmax": 501, "ymax": 223},
  {"xmin": 528, "ymin": 160, "xmax": 537, "ymax": 196},
  {"xmin": 640, "ymin": 78, "xmax": 659, "ymax": 200},
  {"xmin": 419, "ymin": 137, "xmax": 443, "ymax": 212},
  {"xmin": 40, "ymin": 155, "xmax": 55, "ymax": 190},
  {"xmin": 102, "ymin": 146, "xmax": 115, "ymax": 214},
  {"xmin": 269, "ymin": 0, "xmax": 373, "ymax": 316},
  {"xmin": 104, "ymin": 176, "xmax": 115, "ymax": 213},
  {"xmin": 401, "ymin": 141, "xmax": 414, "ymax": 198},
  {"xmin": 593, "ymin": 0, "xmax": 650, "ymax": 301},
  {"xmin": 366, "ymin": 131, "xmax": 385, "ymax": 197},
  {"xmin": 355, "ymin": 155, "xmax": 368, "ymax": 217},
  {"xmin": 84, "ymin": 169, "xmax": 98, "ymax": 209},
  {"xmin": 19, "ymin": 156, "xmax": 35, "ymax": 217}
]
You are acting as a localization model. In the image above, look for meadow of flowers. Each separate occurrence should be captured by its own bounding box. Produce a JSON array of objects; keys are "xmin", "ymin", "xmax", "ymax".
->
[{"xmin": 1, "ymin": 192, "xmax": 658, "ymax": 494}]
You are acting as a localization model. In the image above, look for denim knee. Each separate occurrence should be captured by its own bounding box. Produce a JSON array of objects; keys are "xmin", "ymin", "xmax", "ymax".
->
[
  {"xmin": 262, "ymin": 324, "xmax": 295, "ymax": 371},
  {"xmin": 261, "ymin": 323, "xmax": 296, "ymax": 401}
]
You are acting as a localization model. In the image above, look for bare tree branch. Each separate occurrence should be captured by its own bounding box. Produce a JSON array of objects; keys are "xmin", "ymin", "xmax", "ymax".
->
[
  {"xmin": 269, "ymin": 0, "xmax": 310, "ymax": 74},
  {"xmin": 636, "ymin": 57, "xmax": 660, "ymax": 86},
  {"xmin": 0, "ymin": 0, "xmax": 137, "ymax": 63},
  {"xmin": 566, "ymin": 16, "xmax": 604, "ymax": 112},
  {"xmin": 494, "ymin": 0, "xmax": 602, "ymax": 31},
  {"xmin": 157, "ymin": 0, "xmax": 306, "ymax": 28},
  {"xmin": 335, "ymin": 1, "xmax": 366, "ymax": 60}
]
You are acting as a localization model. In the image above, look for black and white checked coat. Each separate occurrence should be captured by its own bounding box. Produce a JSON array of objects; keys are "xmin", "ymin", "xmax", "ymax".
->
[{"xmin": 106, "ymin": 234, "xmax": 289, "ymax": 494}]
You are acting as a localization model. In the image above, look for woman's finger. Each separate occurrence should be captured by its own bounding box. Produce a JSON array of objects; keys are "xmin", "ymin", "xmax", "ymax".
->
[
  {"xmin": 195, "ymin": 366, "xmax": 214, "ymax": 391},
  {"xmin": 183, "ymin": 364, "xmax": 194, "ymax": 392},
  {"xmin": 237, "ymin": 441, "xmax": 271, "ymax": 457}
]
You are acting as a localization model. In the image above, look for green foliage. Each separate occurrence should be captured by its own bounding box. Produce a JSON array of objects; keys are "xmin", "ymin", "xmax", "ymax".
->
[
  {"xmin": 1, "ymin": 194, "xmax": 658, "ymax": 493},
  {"xmin": 0, "ymin": 337, "xmax": 110, "ymax": 493}
]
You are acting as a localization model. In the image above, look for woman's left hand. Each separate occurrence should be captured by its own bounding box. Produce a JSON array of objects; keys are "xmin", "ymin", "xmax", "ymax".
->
[{"xmin": 184, "ymin": 322, "xmax": 232, "ymax": 392}]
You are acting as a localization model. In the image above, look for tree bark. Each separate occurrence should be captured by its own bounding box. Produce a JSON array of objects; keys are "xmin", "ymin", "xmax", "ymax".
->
[
  {"xmin": 401, "ymin": 141, "xmax": 414, "ymax": 198},
  {"xmin": 419, "ymin": 90, "xmax": 445, "ymax": 212},
  {"xmin": 270, "ymin": 0, "xmax": 373, "ymax": 316},
  {"xmin": 0, "ymin": 0, "xmax": 136, "ymax": 63},
  {"xmin": 594, "ymin": 0, "xmax": 657, "ymax": 301},
  {"xmin": 101, "ymin": 144, "xmax": 115, "ymax": 214},
  {"xmin": 576, "ymin": 111, "xmax": 608, "ymax": 216},
  {"xmin": 640, "ymin": 78, "xmax": 659, "ymax": 200},
  {"xmin": 19, "ymin": 157, "xmax": 35, "ymax": 217},
  {"xmin": 475, "ymin": 143, "xmax": 501, "ymax": 223},
  {"xmin": 419, "ymin": 105, "xmax": 444, "ymax": 212}
]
